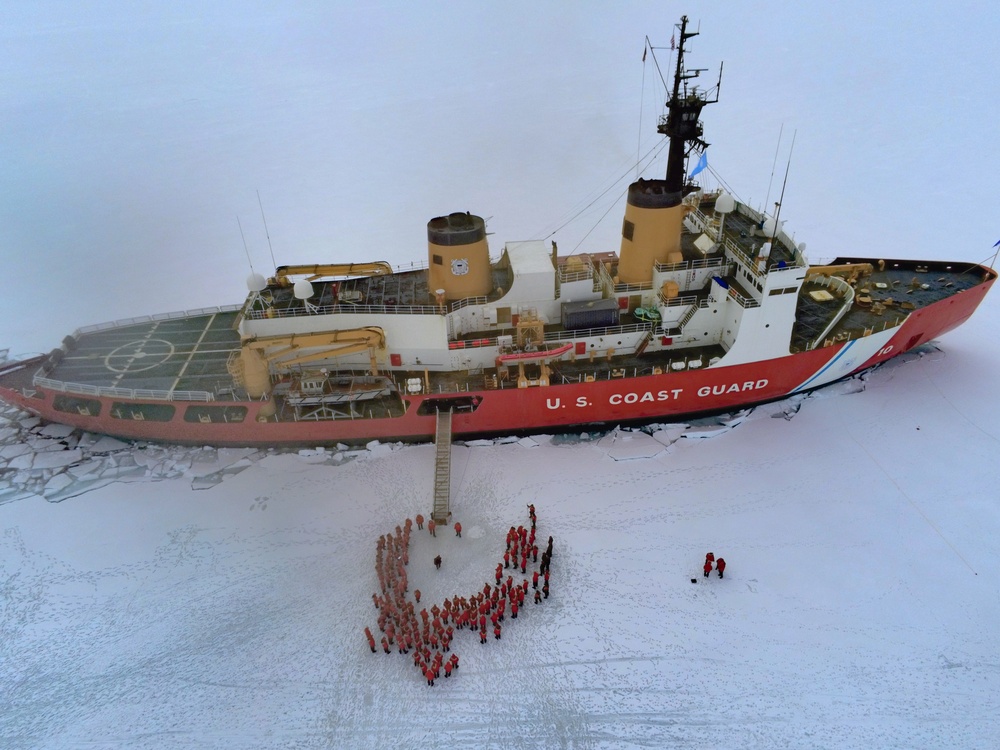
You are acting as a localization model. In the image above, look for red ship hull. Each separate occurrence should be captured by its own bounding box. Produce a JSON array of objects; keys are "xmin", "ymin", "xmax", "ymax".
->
[{"xmin": 2, "ymin": 277, "xmax": 991, "ymax": 447}]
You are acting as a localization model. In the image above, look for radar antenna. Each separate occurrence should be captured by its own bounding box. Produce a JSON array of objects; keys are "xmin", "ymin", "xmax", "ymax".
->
[{"xmin": 657, "ymin": 16, "xmax": 723, "ymax": 193}]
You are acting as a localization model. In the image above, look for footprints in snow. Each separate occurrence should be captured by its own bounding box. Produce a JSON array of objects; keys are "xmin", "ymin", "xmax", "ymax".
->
[{"xmin": 250, "ymin": 495, "xmax": 270, "ymax": 511}]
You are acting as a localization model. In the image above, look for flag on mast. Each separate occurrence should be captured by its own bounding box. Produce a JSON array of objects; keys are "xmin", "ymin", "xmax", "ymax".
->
[{"xmin": 688, "ymin": 152, "xmax": 708, "ymax": 179}]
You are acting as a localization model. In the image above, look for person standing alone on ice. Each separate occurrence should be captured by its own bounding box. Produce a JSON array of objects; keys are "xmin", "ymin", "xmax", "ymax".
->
[
  {"xmin": 716, "ymin": 558, "xmax": 726, "ymax": 578},
  {"xmin": 454, "ymin": 522, "xmax": 462, "ymax": 538},
  {"xmin": 428, "ymin": 519, "xmax": 436, "ymax": 537}
]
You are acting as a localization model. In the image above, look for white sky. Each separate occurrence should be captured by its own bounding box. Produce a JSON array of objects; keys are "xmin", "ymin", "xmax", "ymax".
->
[{"xmin": 2, "ymin": 1, "xmax": 998, "ymax": 355}]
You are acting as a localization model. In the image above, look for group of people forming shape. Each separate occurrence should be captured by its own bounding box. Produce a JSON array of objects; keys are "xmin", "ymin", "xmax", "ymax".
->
[
  {"xmin": 366, "ymin": 503, "xmax": 553, "ymax": 685},
  {"xmin": 703, "ymin": 552, "xmax": 726, "ymax": 579}
]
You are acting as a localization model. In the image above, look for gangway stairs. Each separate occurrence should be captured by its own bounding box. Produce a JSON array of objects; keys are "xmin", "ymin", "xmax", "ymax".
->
[{"xmin": 431, "ymin": 408, "xmax": 453, "ymax": 525}]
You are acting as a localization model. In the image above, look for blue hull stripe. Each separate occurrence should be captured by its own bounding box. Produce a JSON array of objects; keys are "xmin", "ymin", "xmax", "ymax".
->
[{"xmin": 792, "ymin": 340, "xmax": 856, "ymax": 393}]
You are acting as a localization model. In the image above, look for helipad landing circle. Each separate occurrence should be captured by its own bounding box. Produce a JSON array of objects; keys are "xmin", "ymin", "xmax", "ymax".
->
[{"xmin": 104, "ymin": 339, "xmax": 176, "ymax": 373}]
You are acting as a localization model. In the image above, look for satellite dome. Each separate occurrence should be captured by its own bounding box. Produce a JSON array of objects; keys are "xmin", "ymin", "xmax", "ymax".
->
[
  {"xmin": 715, "ymin": 192, "xmax": 735, "ymax": 214},
  {"xmin": 293, "ymin": 280, "xmax": 314, "ymax": 299},
  {"xmin": 762, "ymin": 217, "xmax": 783, "ymax": 238},
  {"xmin": 246, "ymin": 273, "xmax": 267, "ymax": 292}
]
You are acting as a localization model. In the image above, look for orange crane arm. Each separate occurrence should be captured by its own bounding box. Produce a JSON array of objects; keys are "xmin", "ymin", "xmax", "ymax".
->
[{"xmin": 243, "ymin": 327, "xmax": 386, "ymax": 370}]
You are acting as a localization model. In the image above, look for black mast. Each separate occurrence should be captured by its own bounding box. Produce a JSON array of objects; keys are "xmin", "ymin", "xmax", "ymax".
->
[{"xmin": 657, "ymin": 16, "xmax": 721, "ymax": 198}]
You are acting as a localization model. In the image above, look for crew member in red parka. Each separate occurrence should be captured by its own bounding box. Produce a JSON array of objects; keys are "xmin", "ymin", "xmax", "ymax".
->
[
  {"xmin": 716, "ymin": 557, "xmax": 726, "ymax": 579},
  {"xmin": 703, "ymin": 559, "xmax": 713, "ymax": 578}
]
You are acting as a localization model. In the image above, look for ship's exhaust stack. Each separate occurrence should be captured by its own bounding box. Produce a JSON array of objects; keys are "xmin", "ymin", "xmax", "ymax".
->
[
  {"xmin": 427, "ymin": 212, "xmax": 491, "ymax": 301},
  {"xmin": 239, "ymin": 347, "xmax": 272, "ymax": 399},
  {"xmin": 617, "ymin": 179, "xmax": 690, "ymax": 284}
]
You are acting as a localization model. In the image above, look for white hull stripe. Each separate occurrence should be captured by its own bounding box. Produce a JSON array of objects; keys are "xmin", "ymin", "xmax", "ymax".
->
[{"xmin": 792, "ymin": 340, "xmax": 857, "ymax": 393}]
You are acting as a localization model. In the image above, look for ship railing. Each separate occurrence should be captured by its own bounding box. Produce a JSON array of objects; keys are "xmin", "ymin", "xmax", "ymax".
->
[
  {"xmin": 813, "ymin": 315, "xmax": 907, "ymax": 350},
  {"xmin": 725, "ymin": 237, "xmax": 799, "ymax": 276},
  {"xmin": 448, "ymin": 337, "xmax": 498, "ymax": 350},
  {"xmin": 727, "ymin": 287, "xmax": 761, "ymax": 309},
  {"xmin": 612, "ymin": 280, "xmax": 654, "ymax": 294},
  {"xmin": 660, "ymin": 295, "xmax": 712, "ymax": 312},
  {"xmin": 724, "ymin": 227, "xmax": 805, "ymax": 276},
  {"xmin": 658, "ymin": 293, "xmax": 699, "ymax": 308},
  {"xmin": 594, "ymin": 262, "xmax": 615, "ymax": 294},
  {"xmin": 557, "ymin": 267, "xmax": 594, "ymax": 284},
  {"xmin": 450, "ymin": 295, "xmax": 488, "ymax": 312},
  {"xmin": 542, "ymin": 322, "xmax": 655, "ymax": 343},
  {"xmin": 391, "ymin": 259, "xmax": 430, "ymax": 273},
  {"xmin": 686, "ymin": 208, "xmax": 721, "ymax": 238},
  {"xmin": 805, "ymin": 274, "xmax": 855, "ymax": 349},
  {"xmin": 662, "ymin": 294, "xmax": 698, "ymax": 307},
  {"xmin": 590, "ymin": 264, "xmax": 659, "ymax": 296},
  {"xmin": 768, "ymin": 258, "xmax": 806, "ymax": 273},
  {"xmin": 244, "ymin": 302, "xmax": 440, "ymax": 320},
  {"xmin": 71, "ymin": 304, "xmax": 243, "ymax": 339},
  {"xmin": 653, "ymin": 256, "xmax": 727, "ymax": 273},
  {"xmin": 32, "ymin": 376, "xmax": 215, "ymax": 402},
  {"xmin": 726, "ymin": 238, "xmax": 763, "ymax": 276},
  {"xmin": 387, "ymin": 255, "xmax": 505, "ymax": 275}
]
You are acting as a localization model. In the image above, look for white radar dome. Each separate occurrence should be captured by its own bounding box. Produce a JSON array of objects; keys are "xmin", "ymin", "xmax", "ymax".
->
[
  {"xmin": 246, "ymin": 273, "xmax": 267, "ymax": 292},
  {"xmin": 762, "ymin": 217, "xmax": 783, "ymax": 238},
  {"xmin": 293, "ymin": 280, "xmax": 315, "ymax": 299},
  {"xmin": 714, "ymin": 192, "xmax": 735, "ymax": 214}
]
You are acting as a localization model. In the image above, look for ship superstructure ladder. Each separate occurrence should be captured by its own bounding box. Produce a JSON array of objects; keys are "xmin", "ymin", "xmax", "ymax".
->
[{"xmin": 431, "ymin": 408, "xmax": 453, "ymax": 525}]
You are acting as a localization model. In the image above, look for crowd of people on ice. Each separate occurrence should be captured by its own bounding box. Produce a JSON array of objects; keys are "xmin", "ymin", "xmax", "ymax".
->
[{"xmin": 366, "ymin": 504, "xmax": 554, "ymax": 685}]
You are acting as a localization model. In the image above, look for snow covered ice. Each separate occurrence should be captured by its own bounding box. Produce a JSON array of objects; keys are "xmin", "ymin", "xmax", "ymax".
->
[
  {"xmin": 3, "ymin": 3, "xmax": 1000, "ymax": 746},
  {"xmin": 3, "ymin": 334, "xmax": 1000, "ymax": 749}
]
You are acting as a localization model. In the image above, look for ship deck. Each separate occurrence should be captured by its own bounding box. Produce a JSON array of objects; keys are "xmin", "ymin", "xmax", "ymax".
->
[
  {"xmin": 44, "ymin": 310, "xmax": 244, "ymax": 397},
  {"xmin": 793, "ymin": 259, "xmax": 986, "ymax": 350},
  {"xmin": 29, "ymin": 254, "xmax": 990, "ymax": 404}
]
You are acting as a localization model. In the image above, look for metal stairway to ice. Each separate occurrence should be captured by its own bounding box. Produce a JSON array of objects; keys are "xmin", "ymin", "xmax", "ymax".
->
[{"xmin": 431, "ymin": 408, "xmax": 453, "ymax": 525}]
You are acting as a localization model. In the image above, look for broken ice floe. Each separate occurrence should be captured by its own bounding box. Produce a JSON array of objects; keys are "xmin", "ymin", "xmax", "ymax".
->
[
  {"xmin": 38, "ymin": 423, "xmax": 76, "ymax": 439},
  {"xmin": 0, "ymin": 401, "xmax": 408, "ymax": 504},
  {"xmin": 596, "ymin": 429, "xmax": 665, "ymax": 460}
]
